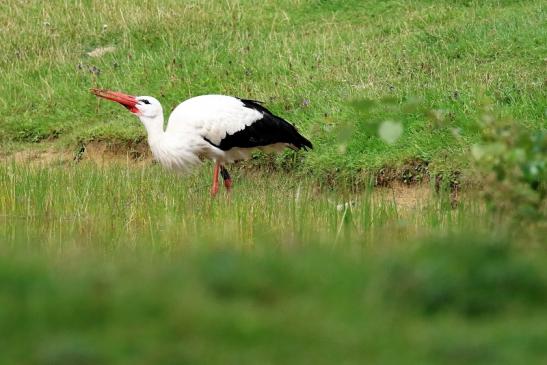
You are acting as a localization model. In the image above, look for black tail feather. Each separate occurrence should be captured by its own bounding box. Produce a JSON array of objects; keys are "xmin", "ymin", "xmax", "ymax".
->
[
  {"xmin": 237, "ymin": 98, "xmax": 313, "ymax": 151},
  {"xmin": 204, "ymin": 98, "xmax": 314, "ymax": 152}
]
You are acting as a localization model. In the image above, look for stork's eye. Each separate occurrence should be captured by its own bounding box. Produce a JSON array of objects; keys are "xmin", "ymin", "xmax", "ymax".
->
[{"xmin": 140, "ymin": 99, "xmax": 151, "ymax": 105}]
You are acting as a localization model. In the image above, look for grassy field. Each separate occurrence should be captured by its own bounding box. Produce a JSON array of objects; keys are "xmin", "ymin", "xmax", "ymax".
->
[
  {"xmin": 0, "ymin": 163, "xmax": 546, "ymax": 364},
  {"xmin": 1, "ymin": 1, "xmax": 546, "ymax": 364},
  {"xmin": 1, "ymin": 0, "xmax": 545, "ymax": 176}
]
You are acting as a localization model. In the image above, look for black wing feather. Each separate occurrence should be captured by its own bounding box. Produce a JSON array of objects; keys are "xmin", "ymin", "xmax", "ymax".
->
[{"xmin": 209, "ymin": 98, "xmax": 313, "ymax": 151}]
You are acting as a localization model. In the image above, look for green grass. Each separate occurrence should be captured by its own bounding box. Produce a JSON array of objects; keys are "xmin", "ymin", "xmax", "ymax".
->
[
  {"xmin": 1, "ymin": 0, "xmax": 545, "ymax": 176},
  {"xmin": 0, "ymin": 162, "xmax": 463, "ymax": 248},
  {"xmin": 2, "ymin": 240, "xmax": 546, "ymax": 365},
  {"xmin": 1, "ymin": 2, "xmax": 546, "ymax": 363},
  {"xmin": 1, "ymin": 163, "xmax": 546, "ymax": 364}
]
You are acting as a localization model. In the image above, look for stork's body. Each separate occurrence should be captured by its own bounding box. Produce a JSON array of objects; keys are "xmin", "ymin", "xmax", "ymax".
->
[{"xmin": 91, "ymin": 89, "xmax": 312, "ymax": 195}]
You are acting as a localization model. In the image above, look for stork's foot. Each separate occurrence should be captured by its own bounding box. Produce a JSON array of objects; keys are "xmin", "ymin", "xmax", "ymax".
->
[{"xmin": 220, "ymin": 165, "xmax": 232, "ymax": 192}]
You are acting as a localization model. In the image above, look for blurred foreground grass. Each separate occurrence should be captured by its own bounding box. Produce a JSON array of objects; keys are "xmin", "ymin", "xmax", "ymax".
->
[{"xmin": 1, "ymin": 163, "xmax": 546, "ymax": 364}]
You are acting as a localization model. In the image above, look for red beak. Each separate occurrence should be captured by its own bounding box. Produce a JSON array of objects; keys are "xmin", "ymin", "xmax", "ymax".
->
[{"xmin": 91, "ymin": 88, "xmax": 139, "ymax": 113}]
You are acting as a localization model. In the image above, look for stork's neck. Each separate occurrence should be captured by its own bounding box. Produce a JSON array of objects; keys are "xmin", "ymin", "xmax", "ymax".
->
[{"xmin": 139, "ymin": 114, "xmax": 165, "ymax": 145}]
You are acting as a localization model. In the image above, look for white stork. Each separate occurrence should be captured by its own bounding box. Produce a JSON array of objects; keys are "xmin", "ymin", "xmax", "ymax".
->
[{"xmin": 91, "ymin": 89, "xmax": 312, "ymax": 196}]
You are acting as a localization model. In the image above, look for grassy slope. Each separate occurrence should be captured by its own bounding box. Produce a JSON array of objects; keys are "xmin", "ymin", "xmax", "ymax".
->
[{"xmin": 1, "ymin": 0, "xmax": 545, "ymax": 176}]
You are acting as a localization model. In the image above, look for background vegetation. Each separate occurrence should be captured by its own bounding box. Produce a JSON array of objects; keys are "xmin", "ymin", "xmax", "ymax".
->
[{"xmin": 1, "ymin": 0, "xmax": 545, "ymax": 176}]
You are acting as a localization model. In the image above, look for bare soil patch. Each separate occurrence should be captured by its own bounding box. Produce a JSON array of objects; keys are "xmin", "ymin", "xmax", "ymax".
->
[
  {"xmin": 1, "ymin": 141, "xmax": 152, "ymax": 166},
  {"xmin": 5, "ymin": 148, "xmax": 73, "ymax": 166},
  {"xmin": 379, "ymin": 183, "xmax": 433, "ymax": 211},
  {"xmin": 80, "ymin": 141, "xmax": 152, "ymax": 165}
]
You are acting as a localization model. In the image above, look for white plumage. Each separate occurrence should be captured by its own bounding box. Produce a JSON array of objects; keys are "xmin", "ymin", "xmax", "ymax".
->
[{"xmin": 167, "ymin": 95, "xmax": 263, "ymax": 145}]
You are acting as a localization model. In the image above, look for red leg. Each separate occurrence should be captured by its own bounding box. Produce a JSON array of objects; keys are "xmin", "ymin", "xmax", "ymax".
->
[
  {"xmin": 211, "ymin": 162, "xmax": 220, "ymax": 197},
  {"xmin": 220, "ymin": 165, "xmax": 232, "ymax": 191},
  {"xmin": 224, "ymin": 179, "xmax": 233, "ymax": 191}
]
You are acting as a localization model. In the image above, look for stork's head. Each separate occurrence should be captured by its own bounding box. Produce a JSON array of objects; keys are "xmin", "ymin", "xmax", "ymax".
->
[{"xmin": 91, "ymin": 88, "xmax": 162, "ymax": 119}]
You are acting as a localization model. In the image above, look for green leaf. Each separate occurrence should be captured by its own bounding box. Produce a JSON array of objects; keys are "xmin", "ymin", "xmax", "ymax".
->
[{"xmin": 378, "ymin": 120, "xmax": 403, "ymax": 145}]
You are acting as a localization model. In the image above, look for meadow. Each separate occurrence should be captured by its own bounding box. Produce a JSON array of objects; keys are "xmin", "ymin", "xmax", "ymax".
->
[
  {"xmin": 1, "ymin": 0, "xmax": 545, "ymax": 175},
  {"xmin": 0, "ymin": 1, "xmax": 546, "ymax": 364},
  {"xmin": 1, "ymin": 163, "xmax": 546, "ymax": 364}
]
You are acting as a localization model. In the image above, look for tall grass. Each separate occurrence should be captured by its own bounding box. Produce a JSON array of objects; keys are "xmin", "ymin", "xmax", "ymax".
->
[
  {"xmin": 0, "ymin": 162, "xmax": 488, "ymax": 250},
  {"xmin": 0, "ymin": 163, "xmax": 546, "ymax": 365}
]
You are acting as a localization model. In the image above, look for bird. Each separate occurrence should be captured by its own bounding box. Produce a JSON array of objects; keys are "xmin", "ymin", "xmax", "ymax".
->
[{"xmin": 91, "ymin": 88, "xmax": 312, "ymax": 196}]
